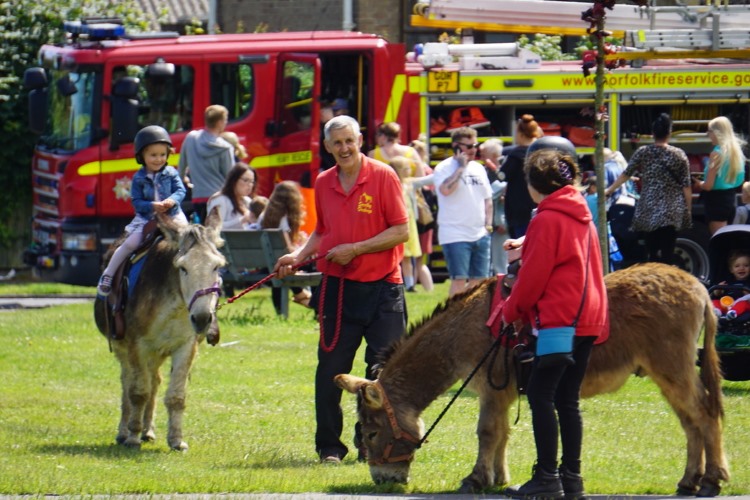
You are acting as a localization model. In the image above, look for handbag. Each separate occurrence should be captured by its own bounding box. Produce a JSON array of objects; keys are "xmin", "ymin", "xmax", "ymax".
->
[
  {"xmin": 415, "ymin": 189, "xmax": 434, "ymax": 225},
  {"xmin": 535, "ymin": 226, "xmax": 592, "ymax": 368}
]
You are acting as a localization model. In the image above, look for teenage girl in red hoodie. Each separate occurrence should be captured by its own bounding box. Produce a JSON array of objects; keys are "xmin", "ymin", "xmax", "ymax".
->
[{"xmin": 503, "ymin": 146, "xmax": 608, "ymax": 500}]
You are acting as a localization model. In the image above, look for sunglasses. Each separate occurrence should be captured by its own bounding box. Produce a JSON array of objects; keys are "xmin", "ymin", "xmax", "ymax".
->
[{"xmin": 456, "ymin": 142, "xmax": 480, "ymax": 150}]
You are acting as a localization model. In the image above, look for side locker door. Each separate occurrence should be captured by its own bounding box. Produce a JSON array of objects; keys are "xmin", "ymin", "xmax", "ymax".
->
[{"xmin": 269, "ymin": 53, "xmax": 321, "ymax": 188}]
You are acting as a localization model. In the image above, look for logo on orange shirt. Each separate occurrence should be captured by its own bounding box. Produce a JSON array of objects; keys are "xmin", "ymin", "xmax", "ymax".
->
[{"xmin": 357, "ymin": 192, "xmax": 373, "ymax": 214}]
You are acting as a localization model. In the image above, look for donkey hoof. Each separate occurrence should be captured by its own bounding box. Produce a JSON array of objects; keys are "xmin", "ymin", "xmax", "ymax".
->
[
  {"xmin": 141, "ymin": 431, "xmax": 156, "ymax": 443},
  {"xmin": 458, "ymin": 479, "xmax": 481, "ymax": 494},
  {"xmin": 115, "ymin": 435, "xmax": 127, "ymax": 445},
  {"xmin": 170, "ymin": 441, "xmax": 189, "ymax": 451},
  {"xmin": 697, "ymin": 482, "xmax": 721, "ymax": 497},
  {"xmin": 676, "ymin": 485, "xmax": 698, "ymax": 496},
  {"xmin": 123, "ymin": 438, "xmax": 142, "ymax": 450}
]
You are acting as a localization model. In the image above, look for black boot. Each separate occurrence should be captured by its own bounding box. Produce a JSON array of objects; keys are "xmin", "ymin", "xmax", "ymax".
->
[
  {"xmin": 559, "ymin": 465, "xmax": 586, "ymax": 500},
  {"xmin": 504, "ymin": 464, "xmax": 564, "ymax": 500}
]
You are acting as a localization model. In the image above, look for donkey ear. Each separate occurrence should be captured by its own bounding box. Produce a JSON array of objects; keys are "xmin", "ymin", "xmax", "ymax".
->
[
  {"xmin": 204, "ymin": 205, "xmax": 222, "ymax": 232},
  {"xmin": 334, "ymin": 374, "xmax": 370, "ymax": 393},
  {"xmin": 203, "ymin": 205, "xmax": 224, "ymax": 247},
  {"xmin": 361, "ymin": 384, "xmax": 384, "ymax": 410}
]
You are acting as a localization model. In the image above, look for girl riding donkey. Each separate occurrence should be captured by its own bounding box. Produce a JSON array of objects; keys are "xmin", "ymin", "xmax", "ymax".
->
[{"xmin": 97, "ymin": 126, "xmax": 188, "ymax": 296}]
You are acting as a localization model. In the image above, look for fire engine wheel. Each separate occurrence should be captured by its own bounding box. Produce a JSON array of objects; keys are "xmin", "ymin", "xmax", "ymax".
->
[{"xmin": 673, "ymin": 236, "xmax": 709, "ymax": 281}]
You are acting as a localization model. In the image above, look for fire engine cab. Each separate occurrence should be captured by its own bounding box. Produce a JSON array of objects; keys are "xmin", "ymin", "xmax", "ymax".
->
[{"xmin": 23, "ymin": 20, "xmax": 420, "ymax": 285}]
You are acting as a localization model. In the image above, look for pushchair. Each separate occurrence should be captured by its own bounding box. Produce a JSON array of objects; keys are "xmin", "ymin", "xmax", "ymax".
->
[{"xmin": 707, "ymin": 224, "xmax": 750, "ymax": 381}]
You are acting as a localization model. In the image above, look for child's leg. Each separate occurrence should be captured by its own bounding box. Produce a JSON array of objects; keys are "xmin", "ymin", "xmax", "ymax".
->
[
  {"xmin": 402, "ymin": 257, "xmax": 415, "ymax": 290},
  {"xmin": 98, "ymin": 232, "xmax": 141, "ymax": 294}
]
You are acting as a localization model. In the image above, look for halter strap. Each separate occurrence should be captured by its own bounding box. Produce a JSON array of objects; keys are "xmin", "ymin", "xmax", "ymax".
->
[
  {"xmin": 365, "ymin": 380, "xmax": 421, "ymax": 466},
  {"xmin": 188, "ymin": 282, "xmax": 222, "ymax": 311}
]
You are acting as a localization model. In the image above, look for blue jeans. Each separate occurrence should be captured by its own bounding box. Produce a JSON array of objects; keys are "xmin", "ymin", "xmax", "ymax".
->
[{"xmin": 442, "ymin": 235, "xmax": 491, "ymax": 280}]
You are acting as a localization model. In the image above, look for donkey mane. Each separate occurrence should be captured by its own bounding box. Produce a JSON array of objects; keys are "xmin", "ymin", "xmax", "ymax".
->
[{"xmin": 378, "ymin": 279, "xmax": 500, "ymax": 369}]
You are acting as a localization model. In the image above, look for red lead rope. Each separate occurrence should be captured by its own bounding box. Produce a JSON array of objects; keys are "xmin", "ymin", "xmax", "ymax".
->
[
  {"xmin": 218, "ymin": 256, "xmax": 318, "ymax": 309},
  {"xmin": 219, "ymin": 255, "xmax": 346, "ymax": 353},
  {"xmin": 318, "ymin": 274, "xmax": 345, "ymax": 352}
]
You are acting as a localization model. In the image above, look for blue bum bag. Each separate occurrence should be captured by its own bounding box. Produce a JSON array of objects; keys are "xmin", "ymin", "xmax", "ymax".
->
[
  {"xmin": 533, "ymin": 226, "xmax": 592, "ymax": 369},
  {"xmin": 536, "ymin": 326, "xmax": 575, "ymax": 356}
]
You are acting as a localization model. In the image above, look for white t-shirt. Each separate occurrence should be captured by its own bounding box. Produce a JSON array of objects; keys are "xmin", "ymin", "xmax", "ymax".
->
[
  {"xmin": 207, "ymin": 194, "xmax": 251, "ymax": 230},
  {"xmin": 432, "ymin": 157, "xmax": 492, "ymax": 245}
]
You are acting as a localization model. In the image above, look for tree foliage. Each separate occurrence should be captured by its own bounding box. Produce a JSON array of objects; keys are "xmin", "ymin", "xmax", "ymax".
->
[
  {"xmin": 0, "ymin": 1, "xmax": 148, "ymax": 252},
  {"xmin": 517, "ymin": 33, "xmax": 577, "ymax": 62}
]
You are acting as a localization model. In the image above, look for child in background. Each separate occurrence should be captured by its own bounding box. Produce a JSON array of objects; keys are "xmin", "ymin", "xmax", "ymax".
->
[
  {"xmin": 582, "ymin": 172, "xmax": 599, "ymax": 226},
  {"xmin": 220, "ymin": 131, "xmax": 249, "ymax": 162},
  {"xmin": 389, "ymin": 156, "xmax": 423, "ymax": 292},
  {"xmin": 259, "ymin": 181, "xmax": 311, "ymax": 308},
  {"xmin": 711, "ymin": 250, "xmax": 750, "ymax": 320},
  {"xmin": 246, "ymin": 196, "xmax": 269, "ymax": 230},
  {"xmin": 97, "ymin": 126, "xmax": 187, "ymax": 296},
  {"xmin": 408, "ymin": 138, "xmax": 436, "ymax": 292},
  {"xmin": 731, "ymin": 182, "xmax": 750, "ymax": 224}
]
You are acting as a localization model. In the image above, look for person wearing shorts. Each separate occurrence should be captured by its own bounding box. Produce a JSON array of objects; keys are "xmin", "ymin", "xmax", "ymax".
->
[{"xmin": 432, "ymin": 127, "xmax": 493, "ymax": 297}]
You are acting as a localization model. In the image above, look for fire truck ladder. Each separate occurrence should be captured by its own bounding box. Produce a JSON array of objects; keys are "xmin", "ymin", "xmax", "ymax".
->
[{"xmin": 412, "ymin": 0, "xmax": 750, "ymax": 50}]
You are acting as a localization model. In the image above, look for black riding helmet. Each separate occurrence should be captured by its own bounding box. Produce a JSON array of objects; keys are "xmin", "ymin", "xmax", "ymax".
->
[
  {"xmin": 525, "ymin": 135, "xmax": 577, "ymax": 159},
  {"xmin": 134, "ymin": 125, "xmax": 172, "ymax": 165}
]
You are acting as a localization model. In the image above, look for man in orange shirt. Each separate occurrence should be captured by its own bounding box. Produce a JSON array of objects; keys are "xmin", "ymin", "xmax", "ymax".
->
[{"xmin": 275, "ymin": 115, "xmax": 409, "ymax": 464}]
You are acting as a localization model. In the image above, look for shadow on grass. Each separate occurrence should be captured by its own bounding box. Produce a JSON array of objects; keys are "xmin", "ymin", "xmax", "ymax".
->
[{"xmin": 36, "ymin": 442, "xmax": 165, "ymax": 457}]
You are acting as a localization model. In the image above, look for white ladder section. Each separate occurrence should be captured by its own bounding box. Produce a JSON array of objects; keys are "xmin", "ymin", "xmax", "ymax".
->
[
  {"xmin": 414, "ymin": 0, "xmax": 750, "ymax": 37},
  {"xmin": 416, "ymin": 42, "xmax": 542, "ymax": 69}
]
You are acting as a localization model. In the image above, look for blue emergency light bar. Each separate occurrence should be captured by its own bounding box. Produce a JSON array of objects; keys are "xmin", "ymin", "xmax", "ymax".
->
[{"xmin": 64, "ymin": 21, "xmax": 125, "ymax": 40}]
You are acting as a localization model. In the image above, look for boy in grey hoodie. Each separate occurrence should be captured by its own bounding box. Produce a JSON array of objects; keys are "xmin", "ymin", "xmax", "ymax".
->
[{"xmin": 178, "ymin": 104, "xmax": 234, "ymax": 222}]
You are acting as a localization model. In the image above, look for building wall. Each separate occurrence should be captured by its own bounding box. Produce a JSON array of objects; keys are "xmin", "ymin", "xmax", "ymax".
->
[{"xmin": 217, "ymin": 0, "xmax": 403, "ymax": 42}]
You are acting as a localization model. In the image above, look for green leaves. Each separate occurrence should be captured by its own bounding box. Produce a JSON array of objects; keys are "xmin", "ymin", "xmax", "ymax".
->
[{"xmin": 0, "ymin": 0, "xmax": 149, "ymax": 254}]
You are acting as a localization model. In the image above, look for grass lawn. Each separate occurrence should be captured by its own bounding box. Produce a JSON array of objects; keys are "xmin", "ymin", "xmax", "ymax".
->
[{"xmin": 0, "ymin": 278, "xmax": 748, "ymax": 495}]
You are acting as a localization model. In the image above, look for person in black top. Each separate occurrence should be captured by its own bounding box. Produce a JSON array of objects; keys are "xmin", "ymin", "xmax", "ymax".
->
[{"xmin": 501, "ymin": 114, "xmax": 543, "ymax": 238}]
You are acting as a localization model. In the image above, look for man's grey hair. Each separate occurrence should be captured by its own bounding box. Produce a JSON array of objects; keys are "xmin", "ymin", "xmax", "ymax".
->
[
  {"xmin": 324, "ymin": 115, "xmax": 360, "ymax": 141},
  {"xmin": 482, "ymin": 138, "xmax": 503, "ymax": 159}
]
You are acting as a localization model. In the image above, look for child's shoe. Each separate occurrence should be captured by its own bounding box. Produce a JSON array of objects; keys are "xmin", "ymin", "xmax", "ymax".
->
[{"xmin": 97, "ymin": 274, "xmax": 113, "ymax": 297}]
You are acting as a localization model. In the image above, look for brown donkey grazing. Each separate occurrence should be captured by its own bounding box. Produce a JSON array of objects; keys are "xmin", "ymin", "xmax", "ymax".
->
[
  {"xmin": 336, "ymin": 263, "xmax": 729, "ymax": 496},
  {"xmin": 94, "ymin": 210, "xmax": 225, "ymax": 451}
]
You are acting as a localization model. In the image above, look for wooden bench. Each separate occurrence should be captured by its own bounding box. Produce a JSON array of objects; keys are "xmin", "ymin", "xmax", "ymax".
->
[{"xmin": 219, "ymin": 229, "xmax": 321, "ymax": 318}]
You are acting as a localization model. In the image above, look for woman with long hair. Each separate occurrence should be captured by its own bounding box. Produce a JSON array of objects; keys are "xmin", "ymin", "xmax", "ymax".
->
[
  {"xmin": 695, "ymin": 116, "xmax": 747, "ymax": 234},
  {"xmin": 206, "ymin": 162, "xmax": 257, "ymax": 230},
  {"xmin": 260, "ymin": 181, "xmax": 311, "ymax": 308}
]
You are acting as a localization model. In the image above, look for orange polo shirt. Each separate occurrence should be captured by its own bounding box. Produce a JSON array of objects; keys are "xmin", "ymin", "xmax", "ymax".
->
[{"xmin": 314, "ymin": 154, "xmax": 408, "ymax": 283}]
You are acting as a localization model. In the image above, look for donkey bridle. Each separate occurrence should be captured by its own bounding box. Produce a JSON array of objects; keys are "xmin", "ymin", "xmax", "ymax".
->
[
  {"xmin": 187, "ymin": 281, "xmax": 222, "ymax": 312},
  {"xmin": 365, "ymin": 380, "xmax": 422, "ymax": 466}
]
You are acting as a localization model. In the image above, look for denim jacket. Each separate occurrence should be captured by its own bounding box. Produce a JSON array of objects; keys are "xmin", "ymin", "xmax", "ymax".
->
[{"xmin": 131, "ymin": 165, "xmax": 186, "ymax": 219}]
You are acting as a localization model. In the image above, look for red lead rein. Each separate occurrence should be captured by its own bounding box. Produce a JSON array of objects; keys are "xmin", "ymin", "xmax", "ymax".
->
[{"xmin": 217, "ymin": 256, "xmax": 318, "ymax": 310}]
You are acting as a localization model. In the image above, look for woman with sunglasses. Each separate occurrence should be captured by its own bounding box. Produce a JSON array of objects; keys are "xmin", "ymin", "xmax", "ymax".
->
[
  {"xmin": 432, "ymin": 126, "xmax": 493, "ymax": 297},
  {"xmin": 501, "ymin": 114, "xmax": 544, "ymax": 238}
]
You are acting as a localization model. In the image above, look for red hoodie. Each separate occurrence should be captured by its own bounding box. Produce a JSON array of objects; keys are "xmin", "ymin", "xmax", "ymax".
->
[{"xmin": 502, "ymin": 184, "xmax": 608, "ymax": 338}]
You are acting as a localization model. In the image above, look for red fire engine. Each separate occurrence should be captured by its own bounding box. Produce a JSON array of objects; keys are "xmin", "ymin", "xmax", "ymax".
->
[
  {"xmin": 23, "ymin": 20, "xmax": 421, "ymax": 285},
  {"xmin": 24, "ymin": 5, "xmax": 750, "ymax": 285}
]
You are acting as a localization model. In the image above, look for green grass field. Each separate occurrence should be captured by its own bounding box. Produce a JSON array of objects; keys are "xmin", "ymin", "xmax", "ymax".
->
[{"xmin": 0, "ymin": 280, "xmax": 748, "ymax": 496}]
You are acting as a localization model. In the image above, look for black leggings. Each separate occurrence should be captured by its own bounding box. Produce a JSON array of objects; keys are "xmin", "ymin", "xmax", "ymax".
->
[
  {"xmin": 644, "ymin": 225, "xmax": 677, "ymax": 265},
  {"xmin": 526, "ymin": 336, "xmax": 595, "ymax": 474}
]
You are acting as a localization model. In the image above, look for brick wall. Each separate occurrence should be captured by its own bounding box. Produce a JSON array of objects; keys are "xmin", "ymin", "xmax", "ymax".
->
[
  {"xmin": 217, "ymin": 0, "xmax": 404, "ymax": 42},
  {"xmin": 354, "ymin": 0, "xmax": 402, "ymax": 42}
]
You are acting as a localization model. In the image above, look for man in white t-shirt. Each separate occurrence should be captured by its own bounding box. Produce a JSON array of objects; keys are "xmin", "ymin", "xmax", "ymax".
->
[{"xmin": 433, "ymin": 127, "xmax": 493, "ymax": 297}]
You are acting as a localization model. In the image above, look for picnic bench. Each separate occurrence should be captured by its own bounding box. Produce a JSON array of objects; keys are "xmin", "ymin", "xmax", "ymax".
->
[{"xmin": 219, "ymin": 229, "xmax": 321, "ymax": 318}]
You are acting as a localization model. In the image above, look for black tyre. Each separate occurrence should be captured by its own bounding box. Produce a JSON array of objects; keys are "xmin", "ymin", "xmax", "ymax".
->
[{"xmin": 674, "ymin": 223, "xmax": 711, "ymax": 281}]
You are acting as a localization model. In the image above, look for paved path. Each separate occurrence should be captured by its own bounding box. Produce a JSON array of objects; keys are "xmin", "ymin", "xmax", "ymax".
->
[{"xmin": 0, "ymin": 295, "xmax": 93, "ymax": 310}]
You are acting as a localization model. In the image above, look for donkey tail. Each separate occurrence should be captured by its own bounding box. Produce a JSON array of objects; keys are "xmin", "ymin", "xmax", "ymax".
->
[{"xmin": 701, "ymin": 298, "xmax": 723, "ymax": 419}]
